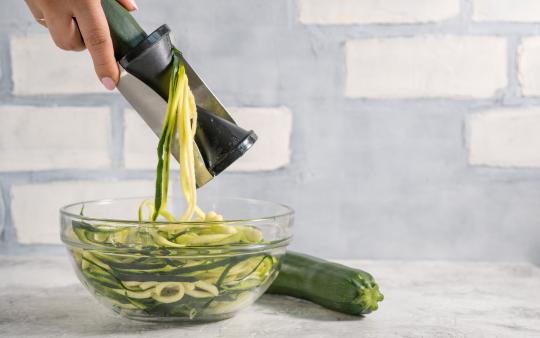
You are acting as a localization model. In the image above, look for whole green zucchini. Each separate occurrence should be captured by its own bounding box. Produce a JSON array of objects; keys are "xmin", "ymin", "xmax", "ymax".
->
[{"xmin": 267, "ymin": 251, "xmax": 383, "ymax": 315}]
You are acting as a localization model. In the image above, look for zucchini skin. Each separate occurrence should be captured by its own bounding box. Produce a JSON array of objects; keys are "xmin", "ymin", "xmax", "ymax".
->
[
  {"xmin": 266, "ymin": 251, "xmax": 383, "ymax": 315},
  {"xmin": 101, "ymin": 0, "xmax": 147, "ymax": 60}
]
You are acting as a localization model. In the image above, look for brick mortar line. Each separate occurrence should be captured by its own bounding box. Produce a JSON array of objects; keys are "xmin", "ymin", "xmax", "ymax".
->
[
  {"xmin": 0, "ymin": 168, "xmax": 292, "ymax": 184},
  {"xmin": 5, "ymin": 95, "xmax": 540, "ymax": 108},
  {"xmin": 285, "ymin": 0, "xmax": 298, "ymax": 29},
  {"xmin": 0, "ymin": 161, "xmax": 539, "ymax": 183},
  {"xmin": 9, "ymin": 20, "xmax": 540, "ymax": 31},
  {"xmin": 460, "ymin": 0, "xmax": 473, "ymax": 25},
  {"xmin": 0, "ymin": 184, "xmax": 5, "ymax": 242},
  {"xmin": 4, "ymin": 3, "xmax": 540, "ymax": 35},
  {"xmin": 469, "ymin": 166, "xmax": 540, "ymax": 180},
  {"xmin": 503, "ymin": 36, "xmax": 523, "ymax": 103},
  {"xmin": 0, "ymin": 35, "xmax": 13, "ymax": 96},
  {"xmin": 0, "ymin": 181, "xmax": 16, "ymax": 246},
  {"xmin": 110, "ymin": 102, "xmax": 125, "ymax": 169},
  {"xmin": 304, "ymin": 22, "xmax": 540, "ymax": 37},
  {"xmin": 0, "ymin": 170, "xmax": 155, "ymax": 184},
  {"xmin": 3, "ymin": 23, "xmax": 540, "ymax": 40},
  {"xmin": 5, "ymin": 17, "xmax": 540, "ymax": 43},
  {"xmin": 0, "ymin": 93, "xmax": 125, "ymax": 106},
  {"xmin": 0, "ymin": 243, "xmax": 65, "ymax": 255}
]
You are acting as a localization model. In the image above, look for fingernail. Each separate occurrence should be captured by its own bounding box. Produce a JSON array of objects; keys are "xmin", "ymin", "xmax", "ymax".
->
[
  {"xmin": 131, "ymin": 0, "xmax": 138, "ymax": 10},
  {"xmin": 101, "ymin": 77, "xmax": 115, "ymax": 91}
]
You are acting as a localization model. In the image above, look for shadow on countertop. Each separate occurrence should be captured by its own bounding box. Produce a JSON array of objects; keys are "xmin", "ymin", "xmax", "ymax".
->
[
  {"xmin": 257, "ymin": 294, "xmax": 363, "ymax": 322},
  {"xmin": 0, "ymin": 285, "xmax": 197, "ymax": 336},
  {"xmin": 0, "ymin": 285, "xmax": 361, "ymax": 337}
]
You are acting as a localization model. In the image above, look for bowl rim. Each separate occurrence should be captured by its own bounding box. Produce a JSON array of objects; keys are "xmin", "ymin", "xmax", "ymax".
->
[
  {"xmin": 63, "ymin": 236, "xmax": 292, "ymax": 255},
  {"xmin": 60, "ymin": 196, "xmax": 295, "ymax": 225}
]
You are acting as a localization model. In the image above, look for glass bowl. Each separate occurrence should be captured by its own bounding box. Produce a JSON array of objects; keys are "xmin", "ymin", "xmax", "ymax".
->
[{"xmin": 60, "ymin": 196, "xmax": 293, "ymax": 322}]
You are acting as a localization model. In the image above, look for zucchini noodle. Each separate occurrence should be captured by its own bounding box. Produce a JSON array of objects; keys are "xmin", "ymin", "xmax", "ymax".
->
[{"xmin": 139, "ymin": 50, "xmax": 220, "ymax": 223}]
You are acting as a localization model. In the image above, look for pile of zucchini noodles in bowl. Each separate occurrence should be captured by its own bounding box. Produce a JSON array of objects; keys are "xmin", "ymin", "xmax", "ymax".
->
[{"xmin": 66, "ymin": 51, "xmax": 281, "ymax": 320}]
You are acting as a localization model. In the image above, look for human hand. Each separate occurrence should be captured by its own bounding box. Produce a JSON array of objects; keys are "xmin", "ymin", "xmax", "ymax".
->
[{"xmin": 25, "ymin": 0, "xmax": 138, "ymax": 90}]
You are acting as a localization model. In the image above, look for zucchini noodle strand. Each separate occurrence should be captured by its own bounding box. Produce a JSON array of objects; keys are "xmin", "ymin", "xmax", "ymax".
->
[{"xmin": 140, "ymin": 52, "xmax": 221, "ymax": 223}]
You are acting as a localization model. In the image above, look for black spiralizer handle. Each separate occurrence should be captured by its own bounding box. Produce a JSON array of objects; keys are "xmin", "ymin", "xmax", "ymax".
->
[{"xmin": 101, "ymin": 0, "xmax": 174, "ymax": 100}]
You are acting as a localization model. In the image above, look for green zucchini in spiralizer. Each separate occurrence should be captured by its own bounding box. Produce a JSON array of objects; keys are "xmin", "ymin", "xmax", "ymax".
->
[
  {"xmin": 267, "ymin": 251, "xmax": 384, "ymax": 315},
  {"xmin": 101, "ymin": 0, "xmax": 147, "ymax": 59}
]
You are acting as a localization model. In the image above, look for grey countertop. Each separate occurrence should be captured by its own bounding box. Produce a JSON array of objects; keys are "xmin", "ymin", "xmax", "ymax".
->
[{"xmin": 1, "ymin": 255, "xmax": 540, "ymax": 338}]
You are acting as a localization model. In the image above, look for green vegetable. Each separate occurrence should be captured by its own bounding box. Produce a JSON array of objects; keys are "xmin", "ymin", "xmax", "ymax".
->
[
  {"xmin": 267, "ymin": 251, "xmax": 383, "ymax": 315},
  {"xmin": 151, "ymin": 53, "xmax": 182, "ymax": 221},
  {"xmin": 101, "ymin": 0, "xmax": 147, "ymax": 60}
]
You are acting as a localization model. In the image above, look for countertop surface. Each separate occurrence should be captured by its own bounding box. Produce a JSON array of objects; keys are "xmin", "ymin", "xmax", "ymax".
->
[{"xmin": 1, "ymin": 255, "xmax": 540, "ymax": 338}]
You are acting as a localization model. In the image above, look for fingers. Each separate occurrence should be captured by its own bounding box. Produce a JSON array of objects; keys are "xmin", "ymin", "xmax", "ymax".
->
[
  {"xmin": 26, "ymin": 0, "xmax": 83, "ymax": 50},
  {"xmin": 24, "ymin": 0, "xmax": 139, "ymax": 90},
  {"xmin": 25, "ymin": 0, "xmax": 47, "ymax": 27},
  {"xmin": 25, "ymin": 0, "xmax": 43, "ymax": 19},
  {"xmin": 73, "ymin": 1, "xmax": 119, "ymax": 90},
  {"xmin": 45, "ymin": 15, "xmax": 85, "ymax": 51}
]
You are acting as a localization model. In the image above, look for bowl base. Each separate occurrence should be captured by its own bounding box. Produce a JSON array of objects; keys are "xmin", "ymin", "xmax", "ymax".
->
[{"xmin": 119, "ymin": 311, "xmax": 236, "ymax": 323}]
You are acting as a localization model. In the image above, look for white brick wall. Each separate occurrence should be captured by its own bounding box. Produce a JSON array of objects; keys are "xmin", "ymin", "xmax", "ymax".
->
[
  {"xmin": 0, "ymin": 106, "xmax": 111, "ymax": 171},
  {"xmin": 473, "ymin": 0, "xmax": 540, "ymax": 23},
  {"xmin": 518, "ymin": 37, "xmax": 540, "ymax": 97},
  {"xmin": 123, "ymin": 109, "xmax": 159, "ymax": 169},
  {"xmin": 10, "ymin": 34, "xmax": 108, "ymax": 95},
  {"xmin": 298, "ymin": 0, "xmax": 459, "ymax": 25},
  {"xmin": 468, "ymin": 108, "xmax": 540, "ymax": 168},
  {"xmin": 225, "ymin": 107, "xmax": 292, "ymax": 171},
  {"xmin": 124, "ymin": 107, "xmax": 293, "ymax": 171},
  {"xmin": 11, "ymin": 180, "xmax": 154, "ymax": 244},
  {"xmin": 2, "ymin": 0, "xmax": 540, "ymax": 262},
  {"xmin": 345, "ymin": 36, "xmax": 507, "ymax": 98}
]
